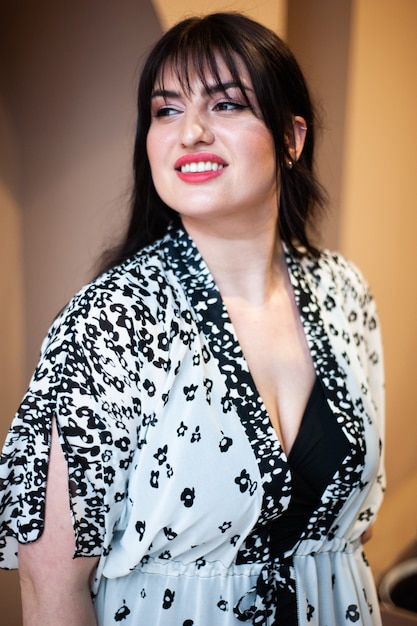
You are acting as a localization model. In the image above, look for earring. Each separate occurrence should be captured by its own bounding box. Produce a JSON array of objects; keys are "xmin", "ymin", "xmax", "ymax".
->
[{"xmin": 287, "ymin": 159, "xmax": 293, "ymax": 169}]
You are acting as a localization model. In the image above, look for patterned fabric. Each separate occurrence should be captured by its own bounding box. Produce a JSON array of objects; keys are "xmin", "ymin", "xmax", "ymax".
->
[{"xmin": 0, "ymin": 225, "xmax": 385, "ymax": 625}]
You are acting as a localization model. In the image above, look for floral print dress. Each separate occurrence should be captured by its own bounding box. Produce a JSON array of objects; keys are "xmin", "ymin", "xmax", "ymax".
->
[{"xmin": 0, "ymin": 225, "xmax": 385, "ymax": 625}]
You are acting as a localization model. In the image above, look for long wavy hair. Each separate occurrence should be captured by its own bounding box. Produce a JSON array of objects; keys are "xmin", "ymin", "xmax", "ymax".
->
[{"xmin": 98, "ymin": 12, "xmax": 325, "ymax": 274}]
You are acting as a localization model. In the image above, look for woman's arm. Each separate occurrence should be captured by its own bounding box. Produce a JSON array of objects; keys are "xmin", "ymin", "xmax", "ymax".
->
[{"xmin": 18, "ymin": 419, "xmax": 100, "ymax": 626}]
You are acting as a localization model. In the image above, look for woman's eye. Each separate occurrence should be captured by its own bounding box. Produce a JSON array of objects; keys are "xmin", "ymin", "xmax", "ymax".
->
[
  {"xmin": 214, "ymin": 100, "xmax": 247, "ymax": 112},
  {"xmin": 154, "ymin": 106, "xmax": 179, "ymax": 118}
]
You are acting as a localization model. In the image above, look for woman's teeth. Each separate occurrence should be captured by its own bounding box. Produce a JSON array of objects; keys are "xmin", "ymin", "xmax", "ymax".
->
[{"xmin": 181, "ymin": 162, "xmax": 224, "ymax": 173}]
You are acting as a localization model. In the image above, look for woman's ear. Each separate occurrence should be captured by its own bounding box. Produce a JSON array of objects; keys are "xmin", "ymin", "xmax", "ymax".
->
[{"xmin": 286, "ymin": 116, "xmax": 307, "ymax": 167}]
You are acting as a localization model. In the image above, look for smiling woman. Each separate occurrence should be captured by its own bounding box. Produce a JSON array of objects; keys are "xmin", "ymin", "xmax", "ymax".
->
[
  {"xmin": 0, "ymin": 12, "xmax": 385, "ymax": 626},
  {"xmin": 146, "ymin": 57, "xmax": 280, "ymax": 232}
]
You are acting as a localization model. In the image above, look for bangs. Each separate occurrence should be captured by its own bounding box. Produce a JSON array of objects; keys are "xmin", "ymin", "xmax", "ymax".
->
[{"xmin": 151, "ymin": 27, "xmax": 252, "ymax": 106}]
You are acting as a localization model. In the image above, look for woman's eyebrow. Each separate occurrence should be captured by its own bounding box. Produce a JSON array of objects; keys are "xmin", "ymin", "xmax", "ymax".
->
[
  {"xmin": 151, "ymin": 88, "xmax": 179, "ymax": 99},
  {"xmin": 203, "ymin": 80, "xmax": 253, "ymax": 96}
]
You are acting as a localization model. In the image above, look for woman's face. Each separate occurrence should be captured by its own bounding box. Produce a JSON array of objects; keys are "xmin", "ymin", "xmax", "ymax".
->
[{"xmin": 146, "ymin": 55, "xmax": 279, "ymax": 236}]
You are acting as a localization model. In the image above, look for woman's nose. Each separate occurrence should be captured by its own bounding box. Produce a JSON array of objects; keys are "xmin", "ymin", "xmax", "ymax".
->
[{"xmin": 180, "ymin": 110, "xmax": 214, "ymax": 147}]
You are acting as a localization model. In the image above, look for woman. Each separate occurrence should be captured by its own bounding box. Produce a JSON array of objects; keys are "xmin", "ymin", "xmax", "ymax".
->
[{"xmin": 0, "ymin": 12, "xmax": 385, "ymax": 626}]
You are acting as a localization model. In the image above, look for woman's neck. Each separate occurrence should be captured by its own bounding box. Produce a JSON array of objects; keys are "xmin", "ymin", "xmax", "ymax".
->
[{"xmin": 181, "ymin": 216, "xmax": 287, "ymax": 305}]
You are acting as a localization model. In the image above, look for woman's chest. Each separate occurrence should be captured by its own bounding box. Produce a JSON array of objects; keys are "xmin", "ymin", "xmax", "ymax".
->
[{"xmin": 223, "ymin": 292, "xmax": 316, "ymax": 455}]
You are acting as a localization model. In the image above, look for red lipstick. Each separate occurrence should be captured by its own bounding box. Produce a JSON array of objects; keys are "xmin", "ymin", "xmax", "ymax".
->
[{"xmin": 174, "ymin": 152, "xmax": 227, "ymax": 183}]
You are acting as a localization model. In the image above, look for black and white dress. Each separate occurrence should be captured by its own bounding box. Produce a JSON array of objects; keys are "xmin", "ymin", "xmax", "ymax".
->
[{"xmin": 0, "ymin": 225, "xmax": 385, "ymax": 625}]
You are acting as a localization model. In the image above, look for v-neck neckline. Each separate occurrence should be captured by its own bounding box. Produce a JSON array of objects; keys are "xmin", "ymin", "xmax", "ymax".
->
[
  {"xmin": 162, "ymin": 223, "xmax": 367, "ymax": 527},
  {"xmin": 164, "ymin": 224, "xmax": 297, "ymax": 453}
]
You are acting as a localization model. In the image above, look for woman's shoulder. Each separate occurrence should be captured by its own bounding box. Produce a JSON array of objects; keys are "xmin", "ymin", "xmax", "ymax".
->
[
  {"xmin": 43, "ymin": 237, "xmax": 174, "ymax": 348},
  {"xmin": 298, "ymin": 247, "xmax": 373, "ymax": 307},
  {"xmin": 73, "ymin": 238, "xmax": 171, "ymax": 307},
  {"xmin": 90, "ymin": 237, "xmax": 170, "ymax": 295}
]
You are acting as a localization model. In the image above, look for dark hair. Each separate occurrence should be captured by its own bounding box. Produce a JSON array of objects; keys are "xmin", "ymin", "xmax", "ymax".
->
[{"xmin": 99, "ymin": 12, "xmax": 325, "ymax": 274}]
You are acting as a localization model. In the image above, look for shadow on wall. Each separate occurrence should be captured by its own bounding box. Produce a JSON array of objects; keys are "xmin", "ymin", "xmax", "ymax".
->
[
  {"xmin": 0, "ymin": 0, "xmax": 163, "ymax": 381},
  {"xmin": 0, "ymin": 100, "xmax": 24, "ymax": 626},
  {"xmin": 0, "ymin": 1, "xmax": 163, "ymax": 624}
]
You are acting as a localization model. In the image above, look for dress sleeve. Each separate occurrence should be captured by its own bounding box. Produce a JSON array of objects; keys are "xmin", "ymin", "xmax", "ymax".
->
[
  {"xmin": 357, "ymin": 279, "xmax": 386, "ymax": 515},
  {"xmin": 311, "ymin": 251, "xmax": 386, "ymax": 530},
  {"xmin": 0, "ymin": 285, "xmax": 142, "ymax": 569},
  {"xmin": 333, "ymin": 255, "xmax": 386, "ymax": 520}
]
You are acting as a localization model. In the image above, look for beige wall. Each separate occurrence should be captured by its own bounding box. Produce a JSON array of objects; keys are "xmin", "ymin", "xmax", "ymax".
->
[
  {"xmin": 341, "ymin": 0, "xmax": 417, "ymax": 488},
  {"xmin": 0, "ymin": 99, "xmax": 24, "ymax": 440},
  {"xmin": 151, "ymin": 0, "xmax": 287, "ymax": 34},
  {"xmin": 339, "ymin": 0, "xmax": 417, "ymax": 579},
  {"xmin": 1, "ymin": 2, "xmax": 164, "ymax": 381},
  {"xmin": 0, "ymin": 2, "xmax": 163, "ymax": 623},
  {"xmin": 0, "ymin": 95, "xmax": 25, "ymax": 626},
  {"xmin": 286, "ymin": 0, "xmax": 353, "ymax": 251}
]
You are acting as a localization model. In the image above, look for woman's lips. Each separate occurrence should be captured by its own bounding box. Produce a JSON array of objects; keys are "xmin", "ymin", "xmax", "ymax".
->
[{"xmin": 174, "ymin": 153, "xmax": 227, "ymax": 183}]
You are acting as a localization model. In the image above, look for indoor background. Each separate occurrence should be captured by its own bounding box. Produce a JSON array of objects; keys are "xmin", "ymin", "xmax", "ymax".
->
[{"xmin": 1, "ymin": 1, "xmax": 416, "ymax": 624}]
